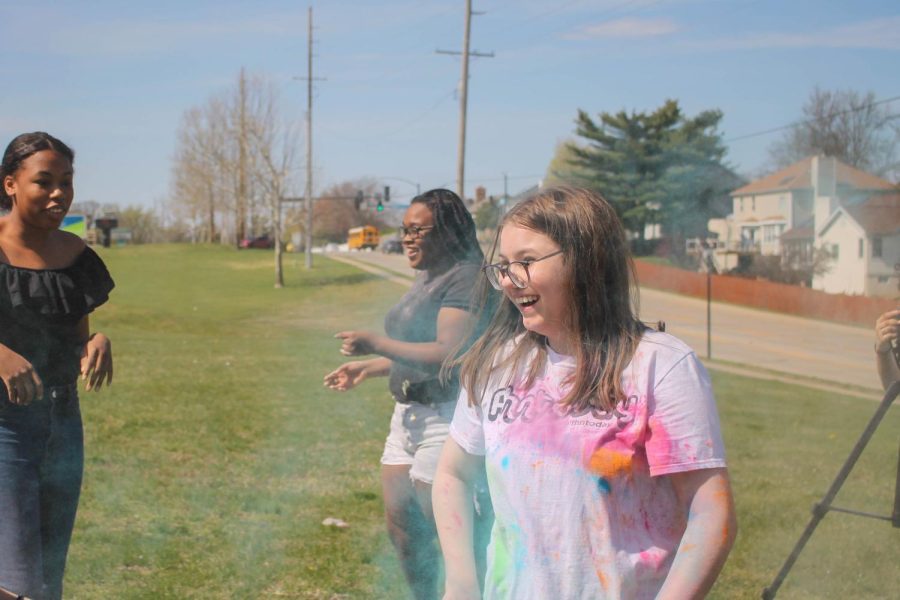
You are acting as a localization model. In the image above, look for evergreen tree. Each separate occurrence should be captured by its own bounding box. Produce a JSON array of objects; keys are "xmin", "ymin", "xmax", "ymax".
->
[{"xmin": 567, "ymin": 99, "xmax": 737, "ymax": 247}]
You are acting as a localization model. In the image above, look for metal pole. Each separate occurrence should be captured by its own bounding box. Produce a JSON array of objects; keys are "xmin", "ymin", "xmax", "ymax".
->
[
  {"xmin": 304, "ymin": 6, "xmax": 314, "ymax": 269},
  {"xmin": 456, "ymin": 0, "xmax": 472, "ymax": 201},
  {"xmin": 762, "ymin": 381, "xmax": 900, "ymax": 598}
]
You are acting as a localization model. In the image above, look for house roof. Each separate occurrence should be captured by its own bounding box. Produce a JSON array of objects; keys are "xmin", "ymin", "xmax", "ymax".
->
[
  {"xmin": 732, "ymin": 156, "xmax": 896, "ymax": 196},
  {"xmin": 781, "ymin": 218, "xmax": 814, "ymax": 241},
  {"xmin": 845, "ymin": 192, "xmax": 900, "ymax": 236}
]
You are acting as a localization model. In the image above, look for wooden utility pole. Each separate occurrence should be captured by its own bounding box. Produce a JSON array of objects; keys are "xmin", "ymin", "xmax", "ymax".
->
[
  {"xmin": 238, "ymin": 67, "xmax": 248, "ymax": 245},
  {"xmin": 437, "ymin": 1, "xmax": 493, "ymax": 202},
  {"xmin": 304, "ymin": 6, "xmax": 314, "ymax": 269},
  {"xmin": 456, "ymin": 0, "xmax": 472, "ymax": 201}
]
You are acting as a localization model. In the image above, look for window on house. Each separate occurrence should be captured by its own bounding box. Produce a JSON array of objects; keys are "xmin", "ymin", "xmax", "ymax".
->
[
  {"xmin": 858, "ymin": 238, "xmax": 864, "ymax": 258},
  {"xmin": 873, "ymin": 236, "xmax": 883, "ymax": 258},
  {"xmin": 752, "ymin": 196, "xmax": 756, "ymax": 211},
  {"xmin": 832, "ymin": 244, "xmax": 840, "ymax": 259},
  {"xmin": 878, "ymin": 276, "xmax": 889, "ymax": 283},
  {"xmin": 739, "ymin": 198, "xmax": 744, "ymax": 212}
]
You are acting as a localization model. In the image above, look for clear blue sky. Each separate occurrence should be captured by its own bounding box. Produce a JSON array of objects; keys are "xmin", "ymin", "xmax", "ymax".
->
[{"xmin": 1, "ymin": 0, "xmax": 898, "ymax": 208}]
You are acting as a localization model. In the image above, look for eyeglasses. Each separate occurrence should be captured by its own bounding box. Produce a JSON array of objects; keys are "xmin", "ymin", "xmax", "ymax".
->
[
  {"xmin": 399, "ymin": 225, "xmax": 434, "ymax": 239},
  {"xmin": 482, "ymin": 249, "xmax": 563, "ymax": 290}
]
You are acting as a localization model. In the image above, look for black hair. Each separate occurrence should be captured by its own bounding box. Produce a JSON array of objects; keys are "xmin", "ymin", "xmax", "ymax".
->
[
  {"xmin": 0, "ymin": 132, "xmax": 75, "ymax": 211},
  {"xmin": 410, "ymin": 188, "xmax": 483, "ymax": 263}
]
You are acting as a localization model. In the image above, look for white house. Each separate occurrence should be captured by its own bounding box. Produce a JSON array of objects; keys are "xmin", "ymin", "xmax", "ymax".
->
[
  {"xmin": 812, "ymin": 192, "xmax": 900, "ymax": 297},
  {"xmin": 707, "ymin": 156, "xmax": 897, "ymax": 293}
]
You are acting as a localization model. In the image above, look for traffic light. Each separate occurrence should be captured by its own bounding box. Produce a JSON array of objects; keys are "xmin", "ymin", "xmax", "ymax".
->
[
  {"xmin": 383, "ymin": 186, "xmax": 390, "ymax": 203},
  {"xmin": 376, "ymin": 200, "xmax": 384, "ymax": 212},
  {"xmin": 354, "ymin": 190, "xmax": 363, "ymax": 211}
]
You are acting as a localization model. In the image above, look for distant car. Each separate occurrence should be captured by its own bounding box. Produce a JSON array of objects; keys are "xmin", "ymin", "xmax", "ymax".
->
[
  {"xmin": 239, "ymin": 235, "xmax": 274, "ymax": 249},
  {"xmin": 381, "ymin": 239, "xmax": 402, "ymax": 254}
]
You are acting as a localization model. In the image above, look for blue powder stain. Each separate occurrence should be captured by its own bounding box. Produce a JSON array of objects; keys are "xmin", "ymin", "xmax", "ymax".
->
[
  {"xmin": 597, "ymin": 477, "xmax": 611, "ymax": 495},
  {"xmin": 501, "ymin": 456, "xmax": 511, "ymax": 470}
]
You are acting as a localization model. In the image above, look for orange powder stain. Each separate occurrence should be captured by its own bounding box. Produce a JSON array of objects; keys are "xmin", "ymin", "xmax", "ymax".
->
[
  {"xmin": 595, "ymin": 567, "xmax": 609, "ymax": 590},
  {"xmin": 587, "ymin": 448, "xmax": 633, "ymax": 479}
]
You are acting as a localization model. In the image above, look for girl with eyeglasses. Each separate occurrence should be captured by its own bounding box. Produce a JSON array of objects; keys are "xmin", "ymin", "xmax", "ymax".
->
[
  {"xmin": 0, "ymin": 132, "xmax": 115, "ymax": 600},
  {"xmin": 433, "ymin": 186, "xmax": 736, "ymax": 599},
  {"xmin": 324, "ymin": 188, "xmax": 490, "ymax": 600}
]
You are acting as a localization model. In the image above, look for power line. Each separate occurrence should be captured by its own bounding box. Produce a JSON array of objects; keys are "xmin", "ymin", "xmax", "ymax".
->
[{"xmin": 726, "ymin": 94, "xmax": 900, "ymax": 144}]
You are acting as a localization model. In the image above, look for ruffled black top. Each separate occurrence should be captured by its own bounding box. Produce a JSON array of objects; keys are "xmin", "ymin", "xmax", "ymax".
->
[{"xmin": 0, "ymin": 246, "xmax": 115, "ymax": 386}]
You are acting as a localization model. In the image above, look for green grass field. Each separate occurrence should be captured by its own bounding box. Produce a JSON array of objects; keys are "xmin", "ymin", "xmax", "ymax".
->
[{"xmin": 67, "ymin": 244, "xmax": 898, "ymax": 599}]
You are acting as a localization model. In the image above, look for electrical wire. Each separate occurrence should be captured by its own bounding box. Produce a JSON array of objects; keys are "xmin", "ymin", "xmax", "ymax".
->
[{"xmin": 726, "ymin": 95, "xmax": 900, "ymax": 143}]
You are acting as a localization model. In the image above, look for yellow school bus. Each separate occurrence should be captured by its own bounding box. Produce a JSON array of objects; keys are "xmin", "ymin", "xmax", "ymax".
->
[{"xmin": 347, "ymin": 225, "xmax": 380, "ymax": 250}]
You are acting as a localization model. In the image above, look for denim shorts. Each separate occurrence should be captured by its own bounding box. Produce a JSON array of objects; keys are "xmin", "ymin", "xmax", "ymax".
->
[
  {"xmin": 381, "ymin": 400, "xmax": 455, "ymax": 484},
  {"xmin": 0, "ymin": 384, "xmax": 83, "ymax": 600}
]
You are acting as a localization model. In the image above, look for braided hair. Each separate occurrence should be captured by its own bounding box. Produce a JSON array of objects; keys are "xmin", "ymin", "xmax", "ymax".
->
[
  {"xmin": 1, "ymin": 132, "xmax": 75, "ymax": 211},
  {"xmin": 411, "ymin": 188, "xmax": 483, "ymax": 263}
]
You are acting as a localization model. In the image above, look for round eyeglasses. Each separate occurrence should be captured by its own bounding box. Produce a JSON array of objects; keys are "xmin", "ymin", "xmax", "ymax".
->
[
  {"xmin": 482, "ymin": 249, "xmax": 563, "ymax": 290},
  {"xmin": 399, "ymin": 225, "xmax": 434, "ymax": 239}
]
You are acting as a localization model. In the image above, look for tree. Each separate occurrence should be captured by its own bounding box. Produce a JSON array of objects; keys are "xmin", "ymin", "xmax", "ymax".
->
[
  {"xmin": 567, "ymin": 99, "xmax": 733, "ymax": 247},
  {"xmin": 474, "ymin": 198, "xmax": 500, "ymax": 230},
  {"xmin": 311, "ymin": 180, "xmax": 380, "ymax": 244},
  {"xmin": 767, "ymin": 87, "xmax": 900, "ymax": 177},
  {"xmin": 117, "ymin": 205, "xmax": 163, "ymax": 244},
  {"xmin": 170, "ymin": 69, "xmax": 300, "ymax": 249},
  {"xmin": 544, "ymin": 139, "xmax": 591, "ymax": 185}
]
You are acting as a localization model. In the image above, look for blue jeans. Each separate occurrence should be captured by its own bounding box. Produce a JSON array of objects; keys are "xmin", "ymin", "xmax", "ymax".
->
[{"xmin": 0, "ymin": 385, "xmax": 83, "ymax": 600}]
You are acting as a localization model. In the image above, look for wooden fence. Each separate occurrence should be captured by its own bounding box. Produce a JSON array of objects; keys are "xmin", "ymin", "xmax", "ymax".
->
[{"xmin": 634, "ymin": 260, "xmax": 896, "ymax": 328}]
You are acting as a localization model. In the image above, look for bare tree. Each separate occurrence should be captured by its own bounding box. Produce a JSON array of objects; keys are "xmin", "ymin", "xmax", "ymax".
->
[
  {"xmin": 768, "ymin": 87, "xmax": 900, "ymax": 177},
  {"xmin": 245, "ymin": 77, "xmax": 299, "ymax": 288},
  {"xmin": 170, "ymin": 69, "xmax": 302, "ymax": 285},
  {"xmin": 172, "ymin": 70, "xmax": 304, "ymax": 245},
  {"xmin": 312, "ymin": 179, "xmax": 381, "ymax": 244}
]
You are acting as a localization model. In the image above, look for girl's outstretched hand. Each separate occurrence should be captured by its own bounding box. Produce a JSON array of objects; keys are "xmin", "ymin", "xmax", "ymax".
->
[
  {"xmin": 323, "ymin": 361, "xmax": 369, "ymax": 391},
  {"xmin": 0, "ymin": 344, "xmax": 43, "ymax": 405},
  {"xmin": 334, "ymin": 330, "xmax": 377, "ymax": 357},
  {"xmin": 80, "ymin": 332, "xmax": 113, "ymax": 392}
]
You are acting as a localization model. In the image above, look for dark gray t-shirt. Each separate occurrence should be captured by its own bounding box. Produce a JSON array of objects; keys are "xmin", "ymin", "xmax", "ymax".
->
[{"xmin": 384, "ymin": 261, "xmax": 480, "ymax": 404}]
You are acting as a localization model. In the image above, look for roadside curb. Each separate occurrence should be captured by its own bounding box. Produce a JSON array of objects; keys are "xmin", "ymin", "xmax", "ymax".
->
[{"xmin": 701, "ymin": 360, "xmax": 884, "ymax": 401}]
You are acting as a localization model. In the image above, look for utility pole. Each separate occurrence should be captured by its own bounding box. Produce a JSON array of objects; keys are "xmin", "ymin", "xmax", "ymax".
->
[
  {"xmin": 238, "ymin": 67, "xmax": 248, "ymax": 245},
  {"xmin": 304, "ymin": 6, "xmax": 314, "ymax": 269},
  {"xmin": 502, "ymin": 172, "xmax": 508, "ymax": 215},
  {"xmin": 437, "ymin": 1, "xmax": 493, "ymax": 202},
  {"xmin": 294, "ymin": 7, "xmax": 325, "ymax": 269}
]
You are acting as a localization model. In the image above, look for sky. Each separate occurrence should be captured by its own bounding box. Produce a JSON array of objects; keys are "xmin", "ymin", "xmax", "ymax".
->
[{"xmin": 1, "ymin": 0, "xmax": 898, "ymax": 209}]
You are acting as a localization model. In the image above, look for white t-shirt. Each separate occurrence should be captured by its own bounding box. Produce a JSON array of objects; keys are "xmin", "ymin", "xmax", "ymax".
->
[{"xmin": 449, "ymin": 330, "xmax": 727, "ymax": 600}]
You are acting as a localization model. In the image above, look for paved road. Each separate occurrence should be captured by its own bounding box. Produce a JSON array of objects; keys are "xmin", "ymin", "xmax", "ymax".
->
[{"xmin": 327, "ymin": 250, "xmax": 885, "ymax": 395}]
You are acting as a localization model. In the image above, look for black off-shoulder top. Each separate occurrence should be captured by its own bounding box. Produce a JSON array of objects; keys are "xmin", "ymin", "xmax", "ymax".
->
[{"xmin": 0, "ymin": 246, "xmax": 115, "ymax": 387}]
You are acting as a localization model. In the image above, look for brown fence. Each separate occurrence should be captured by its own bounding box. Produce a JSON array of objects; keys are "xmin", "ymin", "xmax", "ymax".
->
[{"xmin": 634, "ymin": 259, "xmax": 896, "ymax": 328}]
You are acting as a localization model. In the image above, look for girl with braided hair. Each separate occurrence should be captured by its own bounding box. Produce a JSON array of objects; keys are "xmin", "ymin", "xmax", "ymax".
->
[{"xmin": 324, "ymin": 188, "xmax": 488, "ymax": 599}]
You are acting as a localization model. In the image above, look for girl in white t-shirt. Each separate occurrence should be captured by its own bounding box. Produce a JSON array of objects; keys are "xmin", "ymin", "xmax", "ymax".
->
[{"xmin": 433, "ymin": 186, "xmax": 736, "ymax": 600}]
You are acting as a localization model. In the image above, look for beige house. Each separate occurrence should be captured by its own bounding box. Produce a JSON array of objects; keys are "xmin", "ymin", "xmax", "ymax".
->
[{"xmin": 708, "ymin": 156, "xmax": 897, "ymax": 297}]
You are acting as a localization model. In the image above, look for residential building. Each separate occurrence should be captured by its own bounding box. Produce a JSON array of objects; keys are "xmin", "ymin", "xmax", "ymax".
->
[
  {"xmin": 813, "ymin": 192, "xmax": 899, "ymax": 296},
  {"xmin": 708, "ymin": 156, "xmax": 897, "ymax": 296}
]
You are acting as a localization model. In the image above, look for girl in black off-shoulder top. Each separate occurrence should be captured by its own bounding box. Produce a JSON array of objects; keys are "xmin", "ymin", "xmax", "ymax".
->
[{"xmin": 0, "ymin": 132, "xmax": 114, "ymax": 600}]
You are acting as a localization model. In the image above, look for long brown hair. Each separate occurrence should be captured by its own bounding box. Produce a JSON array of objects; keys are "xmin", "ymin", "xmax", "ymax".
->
[{"xmin": 457, "ymin": 186, "xmax": 645, "ymax": 412}]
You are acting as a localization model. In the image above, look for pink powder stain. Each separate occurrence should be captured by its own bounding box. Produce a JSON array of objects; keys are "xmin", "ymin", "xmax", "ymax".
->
[
  {"xmin": 646, "ymin": 413, "xmax": 678, "ymax": 465},
  {"xmin": 502, "ymin": 381, "xmax": 576, "ymax": 458},
  {"xmin": 637, "ymin": 549, "xmax": 668, "ymax": 571}
]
